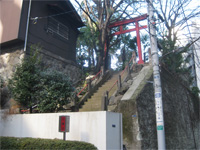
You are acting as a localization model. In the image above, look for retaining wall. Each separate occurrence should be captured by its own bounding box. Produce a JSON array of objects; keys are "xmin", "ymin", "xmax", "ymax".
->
[{"xmin": 0, "ymin": 111, "xmax": 123, "ymax": 150}]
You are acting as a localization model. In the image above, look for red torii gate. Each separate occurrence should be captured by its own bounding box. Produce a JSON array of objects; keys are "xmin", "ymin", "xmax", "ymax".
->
[{"xmin": 107, "ymin": 14, "xmax": 148, "ymax": 64}]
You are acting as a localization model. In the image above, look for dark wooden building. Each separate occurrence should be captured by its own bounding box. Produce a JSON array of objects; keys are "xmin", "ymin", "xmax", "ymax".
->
[
  {"xmin": 1, "ymin": 0, "xmax": 84, "ymax": 62},
  {"xmin": 0, "ymin": 0, "xmax": 84, "ymax": 82}
]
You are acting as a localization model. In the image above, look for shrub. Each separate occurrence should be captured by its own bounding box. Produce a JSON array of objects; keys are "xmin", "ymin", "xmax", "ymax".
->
[
  {"xmin": 0, "ymin": 77, "xmax": 10, "ymax": 108},
  {"xmin": 191, "ymin": 86, "xmax": 200, "ymax": 97},
  {"xmin": 36, "ymin": 70, "xmax": 75, "ymax": 113},
  {"xmin": 8, "ymin": 47, "xmax": 75, "ymax": 113},
  {"xmin": 8, "ymin": 50, "xmax": 40, "ymax": 113},
  {"xmin": 0, "ymin": 137, "xmax": 97, "ymax": 150}
]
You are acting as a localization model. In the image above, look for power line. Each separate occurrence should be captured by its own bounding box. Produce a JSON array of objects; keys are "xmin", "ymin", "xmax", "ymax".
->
[
  {"xmin": 181, "ymin": 5, "xmax": 193, "ymax": 41},
  {"xmin": 30, "ymin": 10, "xmax": 77, "ymax": 23}
]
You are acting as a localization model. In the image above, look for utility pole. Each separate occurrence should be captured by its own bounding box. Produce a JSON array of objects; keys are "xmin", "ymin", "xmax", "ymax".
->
[
  {"xmin": 147, "ymin": 0, "xmax": 166, "ymax": 149},
  {"xmin": 24, "ymin": 0, "xmax": 32, "ymax": 52}
]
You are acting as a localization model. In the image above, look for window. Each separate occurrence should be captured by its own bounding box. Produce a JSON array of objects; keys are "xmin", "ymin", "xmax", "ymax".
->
[{"xmin": 47, "ymin": 17, "xmax": 69, "ymax": 40}]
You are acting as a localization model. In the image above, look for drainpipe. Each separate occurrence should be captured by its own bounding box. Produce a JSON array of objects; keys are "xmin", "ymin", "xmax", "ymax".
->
[{"xmin": 24, "ymin": 0, "xmax": 32, "ymax": 52}]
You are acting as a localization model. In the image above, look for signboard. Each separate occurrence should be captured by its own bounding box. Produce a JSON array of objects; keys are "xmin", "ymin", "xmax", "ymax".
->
[
  {"xmin": 59, "ymin": 116, "xmax": 70, "ymax": 132},
  {"xmin": 155, "ymin": 92, "xmax": 164, "ymax": 131}
]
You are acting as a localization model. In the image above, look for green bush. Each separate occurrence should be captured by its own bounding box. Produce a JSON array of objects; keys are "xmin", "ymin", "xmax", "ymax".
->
[
  {"xmin": 0, "ymin": 137, "xmax": 97, "ymax": 150},
  {"xmin": 0, "ymin": 76, "xmax": 10, "ymax": 108},
  {"xmin": 8, "ymin": 50, "xmax": 40, "ymax": 112},
  {"xmin": 36, "ymin": 70, "xmax": 75, "ymax": 113},
  {"xmin": 8, "ymin": 47, "xmax": 75, "ymax": 113},
  {"xmin": 191, "ymin": 86, "xmax": 200, "ymax": 97}
]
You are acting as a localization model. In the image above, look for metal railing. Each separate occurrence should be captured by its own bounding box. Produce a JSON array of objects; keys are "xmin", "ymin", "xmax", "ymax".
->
[
  {"xmin": 108, "ymin": 56, "xmax": 134, "ymax": 93},
  {"xmin": 76, "ymin": 69, "xmax": 102, "ymax": 97},
  {"xmin": 102, "ymin": 56, "xmax": 135, "ymax": 110}
]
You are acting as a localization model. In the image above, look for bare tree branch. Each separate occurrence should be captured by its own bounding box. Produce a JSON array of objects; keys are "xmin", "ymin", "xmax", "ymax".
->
[
  {"xmin": 75, "ymin": 0, "xmax": 99, "ymax": 31},
  {"xmin": 161, "ymin": 36, "xmax": 200, "ymax": 58}
]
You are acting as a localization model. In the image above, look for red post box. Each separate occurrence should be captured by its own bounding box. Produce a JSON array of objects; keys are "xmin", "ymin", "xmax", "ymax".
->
[{"xmin": 59, "ymin": 116, "xmax": 70, "ymax": 132}]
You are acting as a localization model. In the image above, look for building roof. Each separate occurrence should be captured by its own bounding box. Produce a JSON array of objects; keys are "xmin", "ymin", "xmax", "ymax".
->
[
  {"xmin": 66, "ymin": 1, "xmax": 85, "ymax": 28},
  {"xmin": 48, "ymin": 0, "xmax": 84, "ymax": 28}
]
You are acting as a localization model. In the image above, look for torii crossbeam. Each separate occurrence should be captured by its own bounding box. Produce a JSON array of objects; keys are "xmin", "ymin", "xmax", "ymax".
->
[{"xmin": 108, "ymin": 14, "xmax": 148, "ymax": 64}]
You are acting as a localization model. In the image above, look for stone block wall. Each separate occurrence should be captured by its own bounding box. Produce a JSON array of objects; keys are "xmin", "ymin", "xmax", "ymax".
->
[
  {"xmin": 114, "ymin": 66, "xmax": 199, "ymax": 150},
  {"xmin": 0, "ymin": 47, "xmax": 25, "ymax": 81},
  {"xmin": 38, "ymin": 49, "xmax": 82, "ymax": 85},
  {"xmin": 136, "ymin": 69, "xmax": 199, "ymax": 149},
  {"xmin": 0, "ymin": 46, "xmax": 82, "ymax": 85}
]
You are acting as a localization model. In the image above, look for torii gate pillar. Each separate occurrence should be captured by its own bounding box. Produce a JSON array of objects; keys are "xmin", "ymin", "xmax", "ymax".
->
[
  {"xmin": 108, "ymin": 14, "xmax": 148, "ymax": 64},
  {"xmin": 135, "ymin": 22, "xmax": 144, "ymax": 64}
]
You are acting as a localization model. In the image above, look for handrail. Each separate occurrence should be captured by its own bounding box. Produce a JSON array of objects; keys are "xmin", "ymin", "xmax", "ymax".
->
[
  {"xmin": 120, "ymin": 64, "xmax": 128, "ymax": 76},
  {"xmin": 121, "ymin": 55, "xmax": 134, "ymax": 76},
  {"xmin": 21, "ymin": 109, "xmax": 29, "ymax": 113},
  {"xmin": 76, "ymin": 84, "xmax": 88, "ymax": 97},
  {"xmin": 108, "ymin": 55, "xmax": 134, "ymax": 93},
  {"xmin": 91, "ymin": 70, "xmax": 102, "ymax": 81},
  {"xmin": 76, "ymin": 54, "xmax": 134, "ymax": 98},
  {"xmin": 76, "ymin": 70, "xmax": 102, "ymax": 97},
  {"xmin": 108, "ymin": 80, "xmax": 118, "ymax": 92}
]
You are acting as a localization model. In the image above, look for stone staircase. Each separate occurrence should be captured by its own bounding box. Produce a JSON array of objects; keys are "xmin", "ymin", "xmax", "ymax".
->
[{"xmin": 79, "ymin": 72, "xmax": 124, "ymax": 112}]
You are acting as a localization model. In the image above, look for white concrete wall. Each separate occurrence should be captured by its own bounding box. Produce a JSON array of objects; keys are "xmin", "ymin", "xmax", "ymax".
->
[
  {"xmin": 0, "ymin": 111, "xmax": 122, "ymax": 150},
  {"xmin": 106, "ymin": 112, "xmax": 123, "ymax": 150}
]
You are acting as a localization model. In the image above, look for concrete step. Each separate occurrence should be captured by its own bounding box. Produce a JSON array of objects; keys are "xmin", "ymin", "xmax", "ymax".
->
[
  {"xmin": 79, "ymin": 71, "xmax": 123, "ymax": 112},
  {"xmin": 79, "ymin": 103, "xmax": 102, "ymax": 111},
  {"xmin": 79, "ymin": 107, "xmax": 101, "ymax": 112},
  {"xmin": 80, "ymin": 102, "xmax": 101, "ymax": 107},
  {"xmin": 100, "ymin": 81, "xmax": 118, "ymax": 87},
  {"xmin": 85, "ymin": 98, "xmax": 102, "ymax": 102},
  {"xmin": 91, "ymin": 93, "xmax": 105, "ymax": 97}
]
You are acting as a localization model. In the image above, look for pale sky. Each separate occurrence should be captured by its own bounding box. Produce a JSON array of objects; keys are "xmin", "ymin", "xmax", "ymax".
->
[{"xmin": 70, "ymin": 0, "xmax": 200, "ymax": 69}]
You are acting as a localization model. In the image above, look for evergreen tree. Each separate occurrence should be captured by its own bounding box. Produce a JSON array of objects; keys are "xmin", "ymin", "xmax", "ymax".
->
[
  {"xmin": 36, "ymin": 70, "xmax": 74, "ymax": 113},
  {"xmin": 8, "ymin": 50, "xmax": 40, "ymax": 113}
]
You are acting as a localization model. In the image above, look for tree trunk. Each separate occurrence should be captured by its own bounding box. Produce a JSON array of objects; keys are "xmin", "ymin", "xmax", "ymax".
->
[
  {"xmin": 92, "ymin": 49, "xmax": 95, "ymax": 68},
  {"xmin": 122, "ymin": 46, "xmax": 126, "ymax": 70},
  {"xmin": 30, "ymin": 106, "xmax": 32, "ymax": 113},
  {"xmin": 96, "ymin": 28, "xmax": 105, "ymax": 72},
  {"xmin": 88, "ymin": 48, "xmax": 91, "ymax": 71},
  {"xmin": 96, "ymin": 53, "xmax": 104, "ymax": 72}
]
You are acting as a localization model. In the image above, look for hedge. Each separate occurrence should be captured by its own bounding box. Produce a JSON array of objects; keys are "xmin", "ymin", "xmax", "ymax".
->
[{"xmin": 0, "ymin": 137, "xmax": 97, "ymax": 150}]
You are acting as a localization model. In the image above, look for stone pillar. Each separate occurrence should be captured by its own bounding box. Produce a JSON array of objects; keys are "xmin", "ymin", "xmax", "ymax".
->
[
  {"xmin": 101, "ymin": 91, "xmax": 109, "ymax": 111},
  {"xmin": 101, "ymin": 93, "xmax": 106, "ymax": 111},
  {"xmin": 132, "ymin": 51, "xmax": 137, "ymax": 65},
  {"xmin": 132, "ymin": 51, "xmax": 137, "ymax": 70},
  {"xmin": 118, "ymin": 75, "xmax": 122, "ymax": 91},
  {"xmin": 101, "ymin": 65, "xmax": 105, "ymax": 77},
  {"xmin": 144, "ymin": 52, "xmax": 146, "ymax": 63},
  {"xmin": 87, "ymin": 79, "xmax": 92, "ymax": 93}
]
